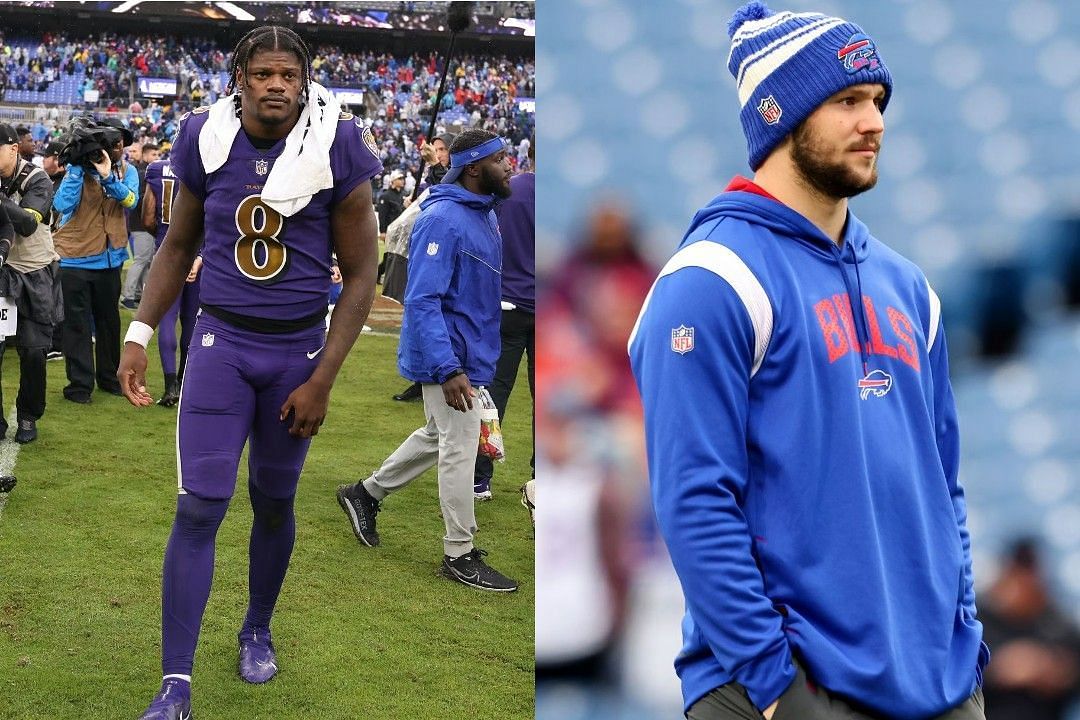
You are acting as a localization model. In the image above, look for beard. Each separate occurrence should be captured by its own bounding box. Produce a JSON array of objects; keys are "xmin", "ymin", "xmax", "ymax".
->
[
  {"xmin": 790, "ymin": 121, "xmax": 879, "ymax": 200},
  {"xmin": 479, "ymin": 162, "xmax": 512, "ymax": 199},
  {"xmin": 252, "ymin": 103, "xmax": 293, "ymax": 128}
]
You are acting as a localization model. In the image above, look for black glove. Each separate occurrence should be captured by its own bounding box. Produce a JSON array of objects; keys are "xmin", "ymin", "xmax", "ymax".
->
[{"xmin": 0, "ymin": 238, "xmax": 11, "ymax": 268}]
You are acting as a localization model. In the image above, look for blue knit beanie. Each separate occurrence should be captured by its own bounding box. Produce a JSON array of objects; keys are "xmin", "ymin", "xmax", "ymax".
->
[{"xmin": 727, "ymin": 1, "xmax": 893, "ymax": 170}]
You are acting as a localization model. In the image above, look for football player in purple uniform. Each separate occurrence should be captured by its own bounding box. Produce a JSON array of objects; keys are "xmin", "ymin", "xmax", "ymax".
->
[
  {"xmin": 142, "ymin": 157, "xmax": 201, "ymax": 407},
  {"xmin": 117, "ymin": 26, "xmax": 381, "ymax": 720}
]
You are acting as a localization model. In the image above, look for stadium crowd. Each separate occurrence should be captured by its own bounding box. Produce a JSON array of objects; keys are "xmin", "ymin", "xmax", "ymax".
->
[
  {"xmin": 0, "ymin": 30, "xmax": 534, "ymax": 184},
  {"xmin": 261, "ymin": 1, "xmax": 534, "ymax": 34}
]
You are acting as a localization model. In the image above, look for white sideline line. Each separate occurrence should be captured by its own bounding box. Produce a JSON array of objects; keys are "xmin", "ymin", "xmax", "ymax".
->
[{"xmin": 0, "ymin": 405, "xmax": 21, "ymax": 522}]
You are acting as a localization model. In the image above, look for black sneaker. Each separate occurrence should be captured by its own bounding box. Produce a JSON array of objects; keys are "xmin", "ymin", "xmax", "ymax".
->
[
  {"xmin": 441, "ymin": 548, "xmax": 518, "ymax": 592},
  {"xmin": 13, "ymin": 419, "xmax": 36, "ymax": 444},
  {"xmin": 158, "ymin": 379, "xmax": 181, "ymax": 408},
  {"xmin": 392, "ymin": 382, "xmax": 422, "ymax": 402},
  {"xmin": 0, "ymin": 476, "xmax": 14, "ymax": 493},
  {"xmin": 45, "ymin": 350, "xmax": 63, "ymax": 361},
  {"xmin": 336, "ymin": 482, "xmax": 380, "ymax": 546},
  {"xmin": 63, "ymin": 390, "xmax": 92, "ymax": 404}
]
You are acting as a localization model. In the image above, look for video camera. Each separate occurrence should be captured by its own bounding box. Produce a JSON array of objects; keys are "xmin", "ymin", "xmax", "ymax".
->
[{"xmin": 57, "ymin": 116, "xmax": 133, "ymax": 171}]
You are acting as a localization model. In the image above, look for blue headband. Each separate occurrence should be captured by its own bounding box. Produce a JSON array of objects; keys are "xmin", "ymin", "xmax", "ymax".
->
[{"xmin": 441, "ymin": 137, "xmax": 506, "ymax": 184}]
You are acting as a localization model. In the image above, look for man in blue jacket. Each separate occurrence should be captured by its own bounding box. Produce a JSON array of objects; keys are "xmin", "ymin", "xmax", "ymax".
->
[
  {"xmin": 53, "ymin": 117, "xmax": 138, "ymax": 403},
  {"xmin": 337, "ymin": 129, "xmax": 519, "ymax": 593},
  {"xmin": 629, "ymin": 3, "xmax": 987, "ymax": 720}
]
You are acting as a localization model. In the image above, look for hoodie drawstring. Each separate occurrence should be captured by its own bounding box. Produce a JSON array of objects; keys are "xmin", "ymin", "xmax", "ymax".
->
[{"xmin": 832, "ymin": 242, "xmax": 871, "ymax": 375}]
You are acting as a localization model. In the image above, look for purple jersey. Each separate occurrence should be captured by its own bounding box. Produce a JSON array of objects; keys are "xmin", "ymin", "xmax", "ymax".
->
[
  {"xmin": 170, "ymin": 108, "xmax": 381, "ymax": 321},
  {"xmin": 144, "ymin": 158, "xmax": 179, "ymax": 248}
]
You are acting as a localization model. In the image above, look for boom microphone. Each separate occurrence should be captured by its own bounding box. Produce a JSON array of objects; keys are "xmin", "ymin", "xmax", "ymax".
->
[{"xmin": 411, "ymin": 1, "xmax": 474, "ymax": 199}]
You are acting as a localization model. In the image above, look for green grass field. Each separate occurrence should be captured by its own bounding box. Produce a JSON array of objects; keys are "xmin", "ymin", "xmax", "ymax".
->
[{"xmin": 0, "ymin": 310, "xmax": 535, "ymax": 719}]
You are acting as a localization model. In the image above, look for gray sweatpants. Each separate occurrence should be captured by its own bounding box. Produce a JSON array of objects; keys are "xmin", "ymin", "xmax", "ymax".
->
[
  {"xmin": 121, "ymin": 230, "xmax": 155, "ymax": 301},
  {"xmin": 363, "ymin": 383, "xmax": 480, "ymax": 557},
  {"xmin": 686, "ymin": 660, "xmax": 985, "ymax": 720}
]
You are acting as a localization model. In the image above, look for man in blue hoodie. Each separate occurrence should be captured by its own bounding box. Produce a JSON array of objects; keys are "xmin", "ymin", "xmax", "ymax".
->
[
  {"xmin": 629, "ymin": 3, "xmax": 987, "ymax": 720},
  {"xmin": 337, "ymin": 129, "xmax": 519, "ymax": 593}
]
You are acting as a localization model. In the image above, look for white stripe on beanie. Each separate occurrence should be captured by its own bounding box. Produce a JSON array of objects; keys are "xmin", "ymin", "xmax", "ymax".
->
[
  {"xmin": 728, "ymin": 11, "xmax": 824, "ymax": 57},
  {"xmin": 734, "ymin": 16, "xmax": 841, "ymax": 85},
  {"xmin": 736, "ymin": 19, "xmax": 846, "ymax": 107}
]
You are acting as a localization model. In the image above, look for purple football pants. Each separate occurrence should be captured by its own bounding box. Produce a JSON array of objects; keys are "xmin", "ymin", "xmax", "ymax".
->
[
  {"xmin": 157, "ymin": 276, "xmax": 200, "ymax": 377},
  {"xmin": 160, "ymin": 313, "xmax": 326, "ymax": 677}
]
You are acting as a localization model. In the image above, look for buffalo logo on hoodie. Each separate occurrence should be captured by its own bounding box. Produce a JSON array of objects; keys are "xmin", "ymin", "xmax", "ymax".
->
[{"xmin": 858, "ymin": 369, "xmax": 893, "ymax": 399}]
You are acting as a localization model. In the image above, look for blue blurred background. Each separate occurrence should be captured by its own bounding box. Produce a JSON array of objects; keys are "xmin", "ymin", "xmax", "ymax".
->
[{"xmin": 536, "ymin": 1, "xmax": 1080, "ymax": 718}]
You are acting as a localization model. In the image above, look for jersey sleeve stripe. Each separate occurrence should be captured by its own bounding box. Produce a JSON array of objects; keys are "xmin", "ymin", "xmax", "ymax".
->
[
  {"xmin": 628, "ymin": 240, "xmax": 774, "ymax": 377},
  {"xmin": 926, "ymin": 279, "xmax": 941, "ymax": 351}
]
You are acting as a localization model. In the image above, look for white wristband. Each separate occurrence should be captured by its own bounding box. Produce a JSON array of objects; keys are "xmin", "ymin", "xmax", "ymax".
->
[{"xmin": 124, "ymin": 320, "xmax": 154, "ymax": 348}]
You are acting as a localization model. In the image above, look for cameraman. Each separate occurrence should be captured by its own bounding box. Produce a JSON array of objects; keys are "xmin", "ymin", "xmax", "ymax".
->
[
  {"xmin": 0, "ymin": 123, "xmax": 62, "ymax": 443},
  {"xmin": 53, "ymin": 118, "xmax": 138, "ymax": 403}
]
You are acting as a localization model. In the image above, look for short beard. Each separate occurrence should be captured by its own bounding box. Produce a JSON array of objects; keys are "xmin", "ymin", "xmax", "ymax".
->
[
  {"xmin": 250, "ymin": 103, "xmax": 292, "ymax": 128},
  {"xmin": 790, "ymin": 121, "xmax": 878, "ymax": 201},
  {"xmin": 480, "ymin": 163, "xmax": 511, "ymax": 199}
]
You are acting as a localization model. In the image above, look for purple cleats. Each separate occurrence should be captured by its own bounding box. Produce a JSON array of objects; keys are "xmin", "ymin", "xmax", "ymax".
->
[
  {"xmin": 138, "ymin": 679, "xmax": 191, "ymax": 720},
  {"xmin": 238, "ymin": 627, "xmax": 278, "ymax": 683}
]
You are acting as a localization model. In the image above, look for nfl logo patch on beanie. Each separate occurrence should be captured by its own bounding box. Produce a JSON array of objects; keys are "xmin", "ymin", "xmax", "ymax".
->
[{"xmin": 726, "ymin": 0, "xmax": 893, "ymax": 169}]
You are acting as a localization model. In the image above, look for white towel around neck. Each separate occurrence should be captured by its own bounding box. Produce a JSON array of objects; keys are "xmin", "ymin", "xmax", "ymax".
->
[{"xmin": 197, "ymin": 81, "xmax": 342, "ymax": 217}]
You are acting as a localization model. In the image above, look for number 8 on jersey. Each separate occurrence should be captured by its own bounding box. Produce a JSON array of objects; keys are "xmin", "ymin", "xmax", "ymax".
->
[{"xmin": 234, "ymin": 194, "xmax": 288, "ymax": 283}]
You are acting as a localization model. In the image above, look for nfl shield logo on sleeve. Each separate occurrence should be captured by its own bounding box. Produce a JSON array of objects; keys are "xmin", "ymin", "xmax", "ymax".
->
[
  {"xmin": 671, "ymin": 325, "xmax": 695, "ymax": 354},
  {"xmin": 426, "ymin": 242, "xmax": 439, "ymax": 256}
]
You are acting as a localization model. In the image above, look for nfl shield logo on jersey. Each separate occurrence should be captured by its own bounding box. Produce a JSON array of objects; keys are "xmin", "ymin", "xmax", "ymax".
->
[
  {"xmin": 426, "ymin": 242, "xmax": 439, "ymax": 256},
  {"xmin": 671, "ymin": 325, "xmax": 695, "ymax": 354},
  {"xmin": 757, "ymin": 95, "xmax": 783, "ymax": 125},
  {"xmin": 254, "ymin": 159, "xmax": 269, "ymax": 176},
  {"xmin": 202, "ymin": 332, "xmax": 215, "ymax": 347}
]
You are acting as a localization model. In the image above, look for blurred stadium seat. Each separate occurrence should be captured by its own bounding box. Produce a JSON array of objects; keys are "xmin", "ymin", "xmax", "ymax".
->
[{"xmin": 538, "ymin": 1, "xmax": 1080, "ymax": 717}]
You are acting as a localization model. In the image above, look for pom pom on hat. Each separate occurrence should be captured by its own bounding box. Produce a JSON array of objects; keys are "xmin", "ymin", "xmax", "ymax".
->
[{"xmin": 727, "ymin": 1, "xmax": 773, "ymax": 38}]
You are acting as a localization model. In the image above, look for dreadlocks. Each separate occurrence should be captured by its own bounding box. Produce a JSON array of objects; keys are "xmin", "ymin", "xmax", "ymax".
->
[{"xmin": 226, "ymin": 26, "xmax": 312, "ymax": 108}]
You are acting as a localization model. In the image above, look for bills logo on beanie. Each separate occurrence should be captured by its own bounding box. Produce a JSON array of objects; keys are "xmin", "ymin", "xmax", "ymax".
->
[{"xmin": 727, "ymin": 1, "xmax": 893, "ymax": 170}]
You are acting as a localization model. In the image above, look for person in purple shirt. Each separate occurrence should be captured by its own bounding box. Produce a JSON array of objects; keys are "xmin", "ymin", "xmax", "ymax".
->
[
  {"xmin": 116, "ymin": 26, "xmax": 381, "ymax": 720},
  {"xmin": 473, "ymin": 139, "xmax": 534, "ymax": 502},
  {"xmin": 142, "ymin": 157, "xmax": 201, "ymax": 407}
]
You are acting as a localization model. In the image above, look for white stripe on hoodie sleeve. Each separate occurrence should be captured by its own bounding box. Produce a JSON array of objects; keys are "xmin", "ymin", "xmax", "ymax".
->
[{"xmin": 628, "ymin": 242, "xmax": 793, "ymax": 711}]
